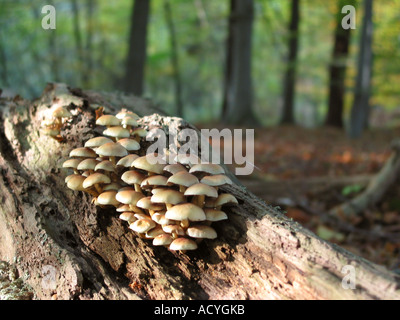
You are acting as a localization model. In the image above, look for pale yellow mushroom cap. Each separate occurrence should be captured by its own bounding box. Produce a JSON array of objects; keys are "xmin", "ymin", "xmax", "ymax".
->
[
  {"xmin": 186, "ymin": 225, "xmax": 217, "ymax": 239},
  {"xmin": 131, "ymin": 154, "xmax": 165, "ymax": 174},
  {"xmin": 214, "ymin": 193, "xmax": 238, "ymax": 207},
  {"xmin": 94, "ymin": 160, "xmax": 115, "ymax": 172},
  {"xmin": 169, "ymin": 238, "xmax": 198, "ymax": 251},
  {"xmin": 163, "ymin": 163, "xmax": 188, "ymax": 175},
  {"xmin": 121, "ymin": 170, "xmax": 146, "ymax": 185},
  {"xmin": 52, "ymin": 106, "xmax": 72, "ymax": 118},
  {"xmin": 151, "ymin": 189, "xmax": 185, "ymax": 205},
  {"xmin": 77, "ymin": 158, "xmax": 99, "ymax": 171},
  {"xmin": 136, "ymin": 197, "xmax": 165, "ymax": 211},
  {"xmin": 117, "ymin": 154, "xmax": 139, "ymax": 167},
  {"xmin": 84, "ymin": 136, "xmax": 114, "ymax": 148},
  {"xmin": 204, "ymin": 209, "xmax": 228, "ymax": 221},
  {"xmin": 184, "ymin": 183, "xmax": 218, "ymax": 198},
  {"xmin": 140, "ymin": 175, "xmax": 168, "ymax": 189},
  {"xmin": 82, "ymin": 173, "xmax": 111, "ymax": 189},
  {"xmin": 121, "ymin": 116, "xmax": 138, "ymax": 127},
  {"xmin": 62, "ymin": 159, "xmax": 81, "ymax": 170},
  {"xmin": 153, "ymin": 233, "xmax": 173, "ymax": 246},
  {"xmin": 115, "ymin": 189, "xmax": 145, "ymax": 205},
  {"xmin": 96, "ymin": 142, "xmax": 128, "ymax": 158},
  {"xmin": 66, "ymin": 175, "xmax": 86, "ymax": 191},
  {"xmin": 117, "ymin": 138, "xmax": 140, "ymax": 151},
  {"xmin": 103, "ymin": 126, "xmax": 130, "ymax": 139},
  {"xmin": 167, "ymin": 171, "xmax": 199, "ymax": 187},
  {"xmin": 95, "ymin": 115, "xmax": 120, "ymax": 126},
  {"xmin": 165, "ymin": 203, "xmax": 206, "ymax": 221},
  {"xmin": 129, "ymin": 218, "xmax": 156, "ymax": 233},
  {"xmin": 200, "ymin": 174, "xmax": 232, "ymax": 187},
  {"xmin": 69, "ymin": 147, "xmax": 97, "ymax": 158},
  {"xmin": 189, "ymin": 163, "xmax": 225, "ymax": 175},
  {"xmin": 97, "ymin": 190, "xmax": 120, "ymax": 206}
]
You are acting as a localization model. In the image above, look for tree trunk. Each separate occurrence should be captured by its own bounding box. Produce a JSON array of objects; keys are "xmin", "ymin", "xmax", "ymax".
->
[
  {"xmin": 222, "ymin": 0, "xmax": 258, "ymax": 125},
  {"xmin": 325, "ymin": 0, "xmax": 354, "ymax": 128},
  {"xmin": 349, "ymin": 0, "xmax": 373, "ymax": 138},
  {"xmin": 164, "ymin": 0, "xmax": 184, "ymax": 118},
  {"xmin": 0, "ymin": 83, "xmax": 399, "ymax": 300},
  {"xmin": 122, "ymin": 0, "xmax": 151, "ymax": 96},
  {"xmin": 280, "ymin": 0, "xmax": 300, "ymax": 125}
]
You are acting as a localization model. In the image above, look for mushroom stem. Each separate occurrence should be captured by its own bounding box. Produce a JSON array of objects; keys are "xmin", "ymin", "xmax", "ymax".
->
[
  {"xmin": 166, "ymin": 203, "xmax": 173, "ymax": 211},
  {"xmin": 192, "ymin": 195, "xmax": 205, "ymax": 208},
  {"xmin": 134, "ymin": 183, "xmax": 142, "ymax": 193},
  {"xmin": 179, "ymin": 185, "xmax": 187, "ymax": 193},
  {"xmin": 180, "ymin": 219, "xmax": 189, "ymax": 229},
  {"xmin": 94, "ymin": 183, "xmax": 102, "ymax": 194},
  {"xmin": 109, "ymin": 156, "xmax": 116, "ymax": 165}
]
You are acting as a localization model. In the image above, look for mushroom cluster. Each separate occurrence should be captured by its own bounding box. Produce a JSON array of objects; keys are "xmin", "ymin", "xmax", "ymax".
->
[
  {"xmin": 42, "ymin": 106, "xmax": 72, "ymax": 141},
  {"xmin": 63, "ymin": 109, "xmax": 238, "ymax": 251}
]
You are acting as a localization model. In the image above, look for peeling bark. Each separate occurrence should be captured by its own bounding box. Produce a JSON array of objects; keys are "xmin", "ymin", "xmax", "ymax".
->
[{"xmin": 0, "ymin": 83, "xmax": 399, "ymax": 300}]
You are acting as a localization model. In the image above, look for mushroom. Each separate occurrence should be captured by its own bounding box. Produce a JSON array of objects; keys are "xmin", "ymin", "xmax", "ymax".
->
[
  {"xmin": 131, "ymin": 128, "xmax": 148, "ymax": 142},
  {"xmin": 186, "ymin": 225, "xmax": 217, "ymax": 239},
  {"xmin": 165, "ymin": 202, "xmax": 206, "ymax": 229},
  {"xmin": 117, "ymin": 138, "xmax": 140, "ymax": 152},
  {"xmin": 189, "ymin": 163, "xmax": 225, "ymax": 178},
  {"xmin": 214, "ymin": 193, "xmax": 238, "ymax": 210},
  {"xmin": 174, "ymin": 154, "xmax": 201, "ymax": 167},
  {"xmin": 153, "ymin": 233, "xmax": 173, "ymax": 246},
  {"xmin": 97, "ymin": 190, "xmax": 120, "ymax": 207},
  {"xmin": 200, "ymin": 174, "xmax": 232, "ymax": 192},
  {"xmin": 136, "ymin": 197, "xmax": 165, "ymax": 216},
  {"xmin": 84, "ymin": 136, "xmax": 114, "ymax": 149},
  {"xmin": 121, "ymin": 116, "xmax": 138, "ymax": 132},
  {"xmin": 117, "ymin": 154, "xmax": 139, "ymax": 168},
  {"xmin": 169, "ymin": 238, "xmax": 198, "ymax": 251},
  {"xmin": 95, "ymin": 142, "xmax": 128, "ymax": 165},
  {"xmin": 204, "ymin": 208, "xmax": 228, "ymax": 222},
  {"xmin": 167, "ymin": 171, "xmax": 199, "ymax": 193},
  {"xmin": 131, "ymin": 154, "xmax": 165, "ymax": 175},
  {"xmin": 121, "ymin": 170, "xmax": 146, "ymax": 193},
  {"xmin": 52, "ymin": 106, "xmax": 72, "ymax": 131},
  {"xmin": 62, "ymin": 158, "xmax": 82, "ymax": 174},
  {"xmin": 129, "ymin": 218, "xmax": 156, "ymax": 235},
  {"xmin": 162, "ymin": 224, "xmax": 185, "ymax": 238},
  {"xmin": 115, "ymin": 189, "xmax": 145, "ymax": 212},
  {"xmin": 66, "ymin": 175, "xmax": 98, "ymax": 197},
  {"xmin": 102, "ymin": 126, "xmax": 130, "ymax": 141},
  {"xmin": 183, "ymin": 183, "xmax": 218, "ymax": 208},
  {"xmin": 163, "ymin": 163, "xmax": 188, "ymax": 176},
  {"xmin": 145, "ymin": 226, "xmax": 165, "ymax": 239},
  {"xmin": 140, "ymin": 175, "xmax": 168, "ymax": 190},
  {"xmin": 150, "ymin": 189, "xmax": 185, "ymax": 210},
  {"xmin": 77, "ymin": 158, "xmax": 99, "ymax": 175},
  {"xmin": 83, "ymin": 172, "xmax": 112, "ymax": 194},
  {"xmin": 69, "ymin": 147, "xmax": 97, "ymax": 159},
  {"xmin": 119, "ymin": 211, "xmax": 137, "ymax": 223}
]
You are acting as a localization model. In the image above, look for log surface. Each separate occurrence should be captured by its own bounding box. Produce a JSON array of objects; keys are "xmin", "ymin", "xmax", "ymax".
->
[{"xmin": 0, "ymin": 83, "xmax": 399, "ymax": 300}]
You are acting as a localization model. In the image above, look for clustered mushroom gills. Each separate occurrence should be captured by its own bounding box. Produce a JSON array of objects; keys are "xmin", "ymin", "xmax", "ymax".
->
[{"xmin": 62, "ymin": 109, "xmax": 238, "ymax": 252}]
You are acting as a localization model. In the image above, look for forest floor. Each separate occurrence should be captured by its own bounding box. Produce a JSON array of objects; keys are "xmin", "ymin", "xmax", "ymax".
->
[{"xmin": 197, "ymin": 123, "xmax": 400, "ymax": 273}]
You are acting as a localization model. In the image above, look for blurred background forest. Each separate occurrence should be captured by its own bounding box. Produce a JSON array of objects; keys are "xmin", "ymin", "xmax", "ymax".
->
[{"xmin": 1, "ymin": 0, "xmax": 400, "ymax": 272}]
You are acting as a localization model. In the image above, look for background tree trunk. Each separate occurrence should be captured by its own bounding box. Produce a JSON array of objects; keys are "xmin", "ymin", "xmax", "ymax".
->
[
  {"xmin": 0, "ymin": 83, "xmax": 399, "ymax": 300},
  {"xmin": 222, "ymin": 0, "xmax": 258, "ymax": 125},
  {"xmin": 122, "ymin": 0, "xmax": 151, "ymax": 96},
  {"xmin": 325, "ymin": 0, "xmax": 354, "ymax": 128},
  {"xmin": 349, "ymin": 0, "xmax": 373, "ymax": 138},
  {"xmin": 280, "ymin": 0, "xmax": 300, "ymax": 125}
]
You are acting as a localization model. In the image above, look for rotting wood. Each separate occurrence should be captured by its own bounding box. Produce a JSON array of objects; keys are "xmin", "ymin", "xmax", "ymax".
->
[{"xmin": 0, "ymin": 83, "xmax": 399, "ymax": 300}]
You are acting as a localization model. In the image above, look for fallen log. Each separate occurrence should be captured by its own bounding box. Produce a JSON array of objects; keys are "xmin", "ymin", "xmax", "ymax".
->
[{"xmin": 0, "ymin": 83, "xmax": 399, "ymax": 300}]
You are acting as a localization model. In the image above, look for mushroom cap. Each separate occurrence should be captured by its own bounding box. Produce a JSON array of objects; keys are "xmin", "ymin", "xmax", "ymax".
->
[
  {"xmin": 169, "ymin": 238, "xmax": 198, "ymax": 251},
  {"xmin": 115, "ymin": 189, "xmax": 145, "ymax": 205},
  {"xmin": 165, "ymin": 203, "xmax": 206, "ymax": 221},
  {"xmin": 52, "ymin": 106, "xmax": 72, "ymax": 118},
  {"xmin": 69, "ymin": 147, "xmax": 97, "ymax": 158},
  {"xmin": 189, "ymin": 163, "xmax": 225, "ymax": 175},
  {"xmin": 200, "ymin": 174, "xmax": 232, "ymax": 186},
  {"xmin": 66, "ymin": 175, "xmax": 86, "ymax": 191},
  {"xmin": 136, "ymin": 197, "xmax": 165, "ymax": 211},
  {"xmin": 151, "ymin": 189, "xmax": 185, "ymax": 205},
  {"xmin": 163, "ymin": 163, "xmax": 188, "ymax": 175},
  {"xmin": 96, "ymin": 142, "xmax": 128, "ymax": 158},
  {"xmin": 94, "ymin": 160, "xmax": 115, "ymax": 172},
  {"xmin": 97, "ymin": 190, "xmax": 119, "ymax": 206},
  {"xmin": 121, "ymin": 170, "xmax": 146, "ymax": 185},
  {"xmin": 162, "ymin": 224, "xmax": 185, "ymax": 236},
  {"xmin": 131, "ymin": 154, "xmax": 165, "ymax": 174},
  {"xmin": 65, "ymin": 174, "xmax": 81, "ymax": 183},
  {"xmin": 116, "ymin": 204, "xmax": 134, "ymax": 212},
  {"xmin": 140, "ymin": 175, "xmax": 168, "ymax": 189},
  {"xmin": 62, "ymin": 158, "xmax": 81, "ymax": 169},
  {"xmin": 96, "ymin": 115, "xmax": 120, "ymax": 126},
  {"xmin": 116, "ymin": 110, "xmax": 140, "ymax": 120},
  {"xmin": 102, "ymin": 126, "xmax": 130, "ymax": 138},
  {"xmin": 153, "ymin": 233, "xmax": 173, "ymax": 246},
  {"xmin": 186, "ymin": 225, "xmax": 217, "ymax": 239},
  {"xmin": 205, "ymin": 209, "xmax": 228, "ymax": 221},
  {"xmin": 117, "ymin": 154, "xmax": 139, "ymax": 167},
  {"xmin": 131, "ymin": 128, "xmax": 147, "ymax": 137},
  {"xmin": 129, "ymin": 218, "xmax": 155, "ymax": 233},
  {"xmin": 82, "ymin": 173, "xmax": 111, "ymax": 188},
  {"xmin": 84, "ymin": 136, "xmax": 114, "ymax": 148},
  {"xmin": 103, "ymin": 182, "xmax": 121, "ymax": 191},
  {"xmin": 119, "ymin": 211, "xmax": 137, "ymax": 223},
  {"xmin": 77, "ymin": 158, "xmax": 99, "ymax": 171},
  {"xmin": 117, "ymin": 138, "xmax": 140, "ymax": 151},
  {"xmin": 145, "ymin": 226, "xmax": 165, "ymax": 239},
  {"xmin": 215, "ymin": 193, "xmax": 238, "ymax": 207},
  {"xmin": 151, "ymin": 212, "xmax": 171, "ymax": 225},
  {"xmin": 184, "ymin": 183, "xmax": 218, "ymax": 198},
  {"xmin": 121, "ymin": 116, "xmax": 138, "ymax": 127},
  {"xmin": 42, "ymin": 127, "xmax": 60, "ymax": 136},
  {"xmin": 167, "ymin": 171, "xmax": 199, "ymax": 188}
]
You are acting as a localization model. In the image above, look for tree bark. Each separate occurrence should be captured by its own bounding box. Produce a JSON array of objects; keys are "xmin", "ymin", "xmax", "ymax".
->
[
  {"xmin": 325, "ymin": 0, "xmax": 354, "ymax": 128},
  {"xmin": 122, "ymin": 0, "xmax": 151, "ymax": 96},
  {"xmin": 349, "ymin": 0, "xmax": 373, "ymax": 138},
  {"xmin": 0, "ymin": 83, "xmax": 399, "ymax": 300},
  {"xmin": 222, "ymin": 0, "xmax": 258, "ymax": 125},
  {"xmin": 280, "ymin": 0, "xmax": 300, "ymax": 125}
]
